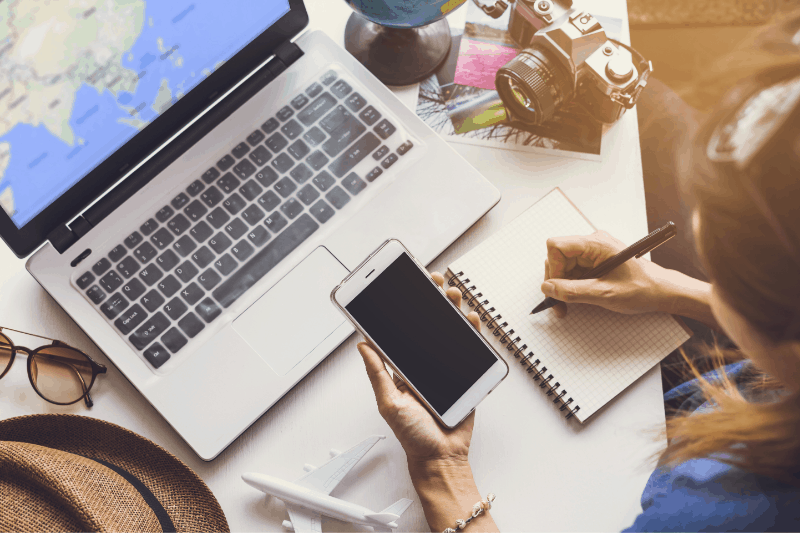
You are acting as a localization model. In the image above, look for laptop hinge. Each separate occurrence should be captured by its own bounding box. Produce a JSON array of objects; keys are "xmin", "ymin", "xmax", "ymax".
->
[{"xmin": 275, "ymin": 41, "xmax": 304, "ymax": 69}]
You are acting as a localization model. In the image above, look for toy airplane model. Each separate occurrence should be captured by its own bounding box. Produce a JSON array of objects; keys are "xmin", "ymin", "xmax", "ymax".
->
[{"xmin": 242, "ymin": 435, "xmax": 413, "ymax": 533}]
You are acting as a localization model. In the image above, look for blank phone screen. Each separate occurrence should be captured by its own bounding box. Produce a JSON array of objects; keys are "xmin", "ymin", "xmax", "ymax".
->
[{"xmin": 346, "ymin": 253, "xmax": 497, "ymax": 414}]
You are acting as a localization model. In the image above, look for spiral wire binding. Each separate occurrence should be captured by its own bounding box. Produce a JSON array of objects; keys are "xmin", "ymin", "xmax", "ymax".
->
[{"xmin": 449, "ymin": 271, "xmax": 580, "ymax": 419}]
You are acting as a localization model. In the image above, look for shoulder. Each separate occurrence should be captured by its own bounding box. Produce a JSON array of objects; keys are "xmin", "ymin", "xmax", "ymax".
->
[{"xmin": 623, "ymin": 458, "xmax": 800, "ymax": 532}]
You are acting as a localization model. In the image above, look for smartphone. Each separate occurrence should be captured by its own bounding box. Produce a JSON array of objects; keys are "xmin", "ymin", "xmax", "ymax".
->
[{"xmin": 331, "ymin": 240, "xmax": 509, "ymax": 428}]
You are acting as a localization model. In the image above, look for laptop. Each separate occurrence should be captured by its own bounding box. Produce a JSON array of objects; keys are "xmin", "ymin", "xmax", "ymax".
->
[{"xmin": 2, "ymin": 0, "xmax": 500, "ymax": 460}]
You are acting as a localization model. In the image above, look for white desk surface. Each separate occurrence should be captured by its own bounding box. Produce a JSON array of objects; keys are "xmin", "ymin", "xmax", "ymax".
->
[{"xmin": 0, "ymin": 1, "xmax": 666, "ymax": 531}]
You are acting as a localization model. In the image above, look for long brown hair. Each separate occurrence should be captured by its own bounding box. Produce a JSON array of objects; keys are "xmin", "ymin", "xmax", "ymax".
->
[{"xmin": 658, "ymin": 13, "xmax": 800, "ymax": 485}]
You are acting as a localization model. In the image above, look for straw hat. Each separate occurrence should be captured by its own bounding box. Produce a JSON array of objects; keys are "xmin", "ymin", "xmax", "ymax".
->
[{"xmin": 0, "ymin": 414, "xmax": 229, "ymax": 532}]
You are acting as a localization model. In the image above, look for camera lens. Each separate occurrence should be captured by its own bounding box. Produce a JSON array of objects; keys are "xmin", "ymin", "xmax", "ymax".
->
[{"xmin": 495, "ymin": 47, "xmax": 573, "ymax": 125}]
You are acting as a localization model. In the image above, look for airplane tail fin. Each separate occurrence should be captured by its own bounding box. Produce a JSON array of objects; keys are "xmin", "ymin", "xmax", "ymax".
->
[
  {"xmin": 363, "ymin": 512, "xmax": 399, "ymax": 524},
  {"xmin": 380, "ymin": 498, "xmax": 413, "ymax": 518},
  {"xmin": 365, "ymin": 498, "xmax": 413, "ymax": 530}
]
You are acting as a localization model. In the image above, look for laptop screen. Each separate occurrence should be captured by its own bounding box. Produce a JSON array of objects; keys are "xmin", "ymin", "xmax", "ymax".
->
[{"xmin": 0, "ymin": 1, "xmax": 291, "ymax": 229}]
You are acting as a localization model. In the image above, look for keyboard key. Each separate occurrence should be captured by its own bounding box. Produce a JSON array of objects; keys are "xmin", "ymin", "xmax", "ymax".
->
[
  {"xmin": 322, "ymin": 114, "xmax": 366, "ymax": 157},
  {"xmin": 217, "ymin": 154, "xmax": 235, "ymax": 171},
  {"xmin": 280, "ymin": 198, "xmax": 304, "ymax": 219},
  {"xmin": 158, "ymin": 274, "xmax": 182, "ymax": 298},
  {"xmin": 247, "ymin": 226, "xmax": 271, "ymax": 247},
  {"xmin": 163, "ymin": 297, "xmax": 188, "ymax": 320},
  {"xmin": 307, "ymin": 151, "xmax": 329, "ymax": 171},
  {"xmin": 313, "ymin": 171, "xmax": 336, "ymax": 192},
  {"xmin": 171, "ymin": 192, "xmax": 190, "ymax": 210},
  {"xmin": 321, "ymin": 70, "xmax": 337, "ymax": 85},
  {"xmin": 239, "ymin": 180, "xmax": 263, "ymax": 201},
  {"xmin": 373, "ymin": 145, "xmax": 390, "ymax": 160},
  {"xmin": 249, "ymin": 145, "xmax": 271, "ymax": 166},
  {"xmin": 397, "ymin": 140, "xmax": 414, "ymax": 155},
  {"xmin": 258, "ymin": 190, "xmax": 281, "ymax": 211},
  {"xmin": 274, "ymin": 177, "xmax": 297, "ymax": 198},
  {"xmin": 366, "ymin": 166, "xmax": 383, "ymax": 182},
  {"xmin": 121, "ymin": 278, "xmax": 146, "ymax": 300},
  {"xmin": 156, "ymin": 249, "xmax": 180, "ymax": 271},
  {"xmin": 247, "ymin": 130, "xmax": 266, "ymax": 146},
  {"xmin": 217, "ymin": 173, "xmax": 240, "ymax": 194},
  {"xmin": 184, "ymin": 200, "xmax": 207, "ymax": 222},
  {"xmin": 310, "ymin": 199, "xmax": 336, "ymax": 224},
  {"xmin": 261, "ymin": 117, "xmax": 280, "ymax": 134},
  {"xmin": 304, "ymin": 126, "xmax": 327, "ymax": 147},
  {"xmin": 232, "ymin": 142, "xmax": 250, "ymax": 158},
  {"xmin": 191, "ymin": 246, "xmax": 215, "ymax": 268},
  {"xmin": 156, "ymin": 205, "xmax": 174, "ymax": 223},
  {"xmin": 167, "ymin": 214, "xmax": 191, "ymax": 235},
  {"xmin": 108, "ymin": 245, "xmax": 126, "ymax": 262},
  {"xmin": 326, "ymin": 186, "xmax": 351, "ymax": 210},
  {"xmin": 125, "ymin": 231, "xmax": 143, "ymax": 249},
  {"xmin": 134, "ymin": 242, "xmax": 157, "ymax": 263},
  {"xmin": 255, "ymin": 167, "xmax": 279, "ymax": 187},
  {"xmin": 231, "ymin": 240, "xmax": 254, "ymax": 261},
  {"xmin": 224, "ymin": 218, "xmax": 248, "ymax": 240},
  {"xmin": 196, "ymin": 298, "xmax": 222, "ymax": 323},
  {"xmin": 114, "ymin": 304, "xmax": 147, "ymax": 335},
  {"xmin": 189, "ymin": 221, "xmax": 213, "ymax": 243},
  {"xmin": 186, "ymin": 180, "xmax": 205, "ymax": 197},
  {"xmin": 100, "ymin": 271, "xmax": 123, "ymax": 292},
  {"xmin": 150, "ymin": 228, "xmax": 174, "ymax": 249},
  {"xmin": 298, "ymin": 93, "xmax": 338, "ymax": 127},
  {"xmin": 77, "ymin": 271, "xmax": 95, "ymax": 289},
  {"xmin": 161, "ymin": 328, "xmax": 187, "ymax": 354},
  {"xmin": 141, "ymin": 292, "xmax": 166, "ymax": 316},
  {"xmin": 214, "ymin": 254, "xmax": 238, "ymax": 275},
  {"xmin": 140, "ymin": 218, "xmax": 159, "ymax": 236},
  {"xmin": 174, "ymin": 261, "xmax": 199, "ymax": 283},
  {"xmin": 265, "ymin": 212, "xmax": 288, "ymax": 234},
  {"xmin": 290, "ymin": 163, "xmax": 313, "ymax": 184},
  {"xmin": 374, "ymin": 119, "xmax": 396, "ymax": 140},
  {"xmin": 276, "ymin": 105, "xmax": 294, "ymax": 121},
  {"xmin": 320, "ymin": 105, "xmax": 350, "ymax": 134},
  {"xmin": 87, "ymin": 285, "xmax": 106, "ymax": 304},
  {"xmin": 329, "ymin": 133, "xmax": 381, "ymax": 177},
  {"xmin": 222, "ymin": 193, "xmax": 246, "ymax": 215},
  {"xmin": 197, "ymin": 268, "xmax": 222, "ymax": 290},
  {"xmin": 101, "ymin": 292, "xmax": 128, "ymax": 319},
  {"xmin": 306, "ymin": 82, "xmax": 323, "ymax": 98},
  {"xmin": 173, "ymin": 235, "xmax": 197, "ymax": 257},
  {"xmin": 288, "ymin": 139, "xmax": 310, "ymax": 160},
  {"xmin": 178, "ymin": 313, "xmax": 205, "ymax": 338},
  {"xmin": 206, "ymin": 207, "xmax": 230, "ymax": 229},
  {"xmin": 143, "ymin": 343, "xmax": 171, "ymax": 369},
  {"xmin": 202, "ymin": 167, "xmax": 221, "ymax": 184},
  {"xmin": 331, "ymin": 80, "xmax": 353, "ymax": 99},
  {"xmin": 297, "ymin": 184, "xmax": 320, "ymax": 206},
  {"xmin": 233, "ymin": 159, "xmax": 257, "ymax": 180},
  {"xmin": 180, "ymin": 282, "xmax": 204, "ymax": 305},
  {"xmin": 266, "ymin": 132, "xmax": 288, "ymax": 153},
  {"xmin": 272, "ymin": 153, "xmax": 294, "ymax": 173},
  {"xmin": 345, "ymin": 92, "xmax": 367, "ymax": 112},
  {"xmin": 359, "ymin": 106, "xmax": 381, "ymax": 126},
  {"xmin": 291, "ymin": 94, "xmax": 309, "ymax": 110},
  {"xmin": 139, "ymin": 264, "xmax": 163, "ymax": 286},
  {"xmin": 241, "ymin": 204, "xmax": 265, "ymax": 226},
  {"xmin": 213, "ymin": 214, "xmax": 319, "ymax": 308},
  {"xmin": 342, "ymin": 173, "xmax": 368, "ymax": 196},
  {"xmin": 92, "ymin": 258, "xmax": 111, "ymax": 276},
  {"xmin": 200, "ymin": 186, "xmax": 224, "ymax": 208},
  {"xmin": 117, "ymin": 256, "xmax": 140, "ymax": 278},
  {"xmin": 208, "ymin": 233, "xmax": 232, "ymax": 254},
  {"xmin": 130, "ymin": 312, "xmax": 170, "ymax": 350},
  {"xmin": 382, "ymin": 153, "xmax": 399, "ymax": 169}
]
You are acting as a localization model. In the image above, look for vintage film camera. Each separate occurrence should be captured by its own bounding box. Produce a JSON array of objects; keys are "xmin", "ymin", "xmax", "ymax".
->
[{"xmin": 472, "ymin": 0, "xmax": 653, "ymax": 126}]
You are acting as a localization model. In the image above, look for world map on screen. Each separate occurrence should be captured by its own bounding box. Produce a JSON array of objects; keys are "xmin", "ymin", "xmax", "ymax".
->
[{"xmin": 0, "ymin": 1, "xmax": 290, "ymax": 229}]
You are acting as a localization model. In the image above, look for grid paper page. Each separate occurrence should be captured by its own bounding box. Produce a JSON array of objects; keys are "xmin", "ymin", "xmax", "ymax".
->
[{"xmin": 449, "ymin": 189, "xmax": 690, "ymax": 421}]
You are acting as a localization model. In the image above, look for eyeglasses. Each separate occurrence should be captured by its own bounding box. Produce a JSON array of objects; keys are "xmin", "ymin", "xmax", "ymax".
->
[{"xmin": 0, "ymin": 327, "xmax": 107, "ymax": 408}]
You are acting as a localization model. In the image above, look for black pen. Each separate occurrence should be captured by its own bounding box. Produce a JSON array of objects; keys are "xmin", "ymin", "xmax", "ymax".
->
[{"xmin": 530, "ymin": 222, "xmax": 678, "ymax": 315}]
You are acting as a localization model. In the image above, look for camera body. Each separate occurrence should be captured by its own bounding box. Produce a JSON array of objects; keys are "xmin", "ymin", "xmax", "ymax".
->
[{"xmin": 497, "ymin": 0, "xmax": 650, "ymax": 125}]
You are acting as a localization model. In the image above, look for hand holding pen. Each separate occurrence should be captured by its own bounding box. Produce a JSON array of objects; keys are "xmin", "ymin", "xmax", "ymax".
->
[{"xmin": 535, "ymin": 223, "xmax": 678, "ymax": 318}]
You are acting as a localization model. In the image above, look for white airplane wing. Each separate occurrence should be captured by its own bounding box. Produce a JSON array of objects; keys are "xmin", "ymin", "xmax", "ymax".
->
[
  {"xmin": 286, "ymin": 504, "xmax": 322, "ymax": 533},
  {"xmin": 295, "ymin": 435, "xmax": 385, "ymax": 495}
]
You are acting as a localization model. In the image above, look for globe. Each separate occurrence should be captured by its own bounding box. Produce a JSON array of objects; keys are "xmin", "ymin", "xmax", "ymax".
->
[{"xmin": 343, "ymin": 0, "xmax": 468, "ymax": 86}]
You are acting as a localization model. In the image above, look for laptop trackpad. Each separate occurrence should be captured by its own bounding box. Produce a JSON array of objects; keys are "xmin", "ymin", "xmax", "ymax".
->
[{"xmin": 233, "ymin": 246, "xmax": 349, "ymax": 376}]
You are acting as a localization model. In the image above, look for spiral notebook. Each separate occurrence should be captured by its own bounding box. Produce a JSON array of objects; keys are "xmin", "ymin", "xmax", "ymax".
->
[{"xmin": 447, "ymin": 188, "xmax": 690, "ymax": 422}]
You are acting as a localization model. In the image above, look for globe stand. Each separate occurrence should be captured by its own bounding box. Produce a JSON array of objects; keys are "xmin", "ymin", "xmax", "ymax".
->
[{"xmin": 344, "ymin": 13, "xmax": 452, "ymax": 87}]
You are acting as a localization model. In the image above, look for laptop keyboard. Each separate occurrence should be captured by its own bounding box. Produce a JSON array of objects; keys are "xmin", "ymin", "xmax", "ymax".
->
[{"xmin": 73, "ymin": 67, "xmax": 417, "ymax": 372}]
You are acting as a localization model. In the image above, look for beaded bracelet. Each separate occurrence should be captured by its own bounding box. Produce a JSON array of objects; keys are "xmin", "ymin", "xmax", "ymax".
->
[{"xmin": 442, "ymin": 493, "xmax": 495, "ymax": 533}]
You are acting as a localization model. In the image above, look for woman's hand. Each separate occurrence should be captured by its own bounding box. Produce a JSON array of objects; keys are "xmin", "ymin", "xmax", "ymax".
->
[{"xmin": 356, "ymin": 272, "xmax": 482, "ymax": 469}]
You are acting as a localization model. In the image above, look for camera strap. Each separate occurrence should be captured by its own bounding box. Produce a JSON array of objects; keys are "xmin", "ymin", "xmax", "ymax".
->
[{"xmin": 609, "ymin": 39, "xmax": 653, "ymax": 110}]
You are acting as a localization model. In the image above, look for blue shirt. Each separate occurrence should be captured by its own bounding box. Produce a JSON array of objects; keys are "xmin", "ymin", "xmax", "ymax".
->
[{"xmin": 624, "ymin": 362, "xmax": 800, "ymax": 532}]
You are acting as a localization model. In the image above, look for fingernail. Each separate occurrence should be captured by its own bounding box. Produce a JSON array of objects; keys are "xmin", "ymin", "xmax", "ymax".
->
[{"xmin": 541, "ymin": 281, "xmax": 555, "ymax": 296}]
